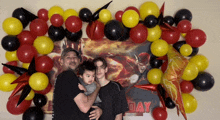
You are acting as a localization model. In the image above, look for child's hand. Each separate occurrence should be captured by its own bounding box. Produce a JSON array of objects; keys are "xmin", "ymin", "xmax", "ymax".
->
[{"xmin": 78, "ymin": 83, "xmax": 87, "ymax": 92}]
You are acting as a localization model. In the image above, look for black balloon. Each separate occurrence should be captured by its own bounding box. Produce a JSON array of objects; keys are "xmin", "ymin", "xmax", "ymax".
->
[
  {"xmin": 91, "ymin": 1, "xmax": 113, "ymax": 21},
  {"xmin": 33, "ymin": 94, "xmax": 47, "ymax": 108},
  {"xmin": 174, "ymin": 9, "xmax": 192, "ymax": 26},
  {"xmin": 118, "ymin": 25, "xmax": 130, "ymax": 41},
  {"xmin": 165, "ymin": 97, "xmax": 175, "ymax": 109},
  {"xmin": 65, "ymin": 29, "xmax": 82, "ymax": 42},
  {"xmin": 22, "ymin": 107, "xmax": 44, "ymax": 120},
  {"xmin": 189, "ymin": 47, "xmax": 199, "ymax": 57},
  {"xmin": 104, "ymin": 20, "xmax": 124, "ymax": 40},
  {"xmin": 163, "ymin": 16, "xmax": 175, "ymax": 26},
  {"xmin": 48, "ymin": 25, "xmax": 65, "ymax": 42},
  {"xmin": 79, "ymin": 8, "xmax": 92, "ymax": 22},
  {"xmin": 144, "ymin": 15, "xmax": 158, "ymax": 28},
  {"xmin": 12, "ymin": 8, "xmax": 29, "ymax": 28},
  {"xmin": 191, "ymin": 72, "xmax": 215, "ymax": 91},
  {"xmin": 1, "ymin": 35, "xmax": 20, "ymax": 51},
  {"xmin": 150, "ymin": 57, "xmax": 163, "ymax": 68},
  {"xmin": 173, "ymin": 41, "xmax": 186, "ymax": 52}
]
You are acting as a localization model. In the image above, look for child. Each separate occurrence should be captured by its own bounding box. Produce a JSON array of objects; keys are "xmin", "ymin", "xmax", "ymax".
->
[{"xmin": 78, "ymin": 60, "xmax": 102, "ymax": 119}]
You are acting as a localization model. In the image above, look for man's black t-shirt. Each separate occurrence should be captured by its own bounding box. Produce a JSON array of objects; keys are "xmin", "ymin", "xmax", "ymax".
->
[
  {"xmin": 52, "ymin": 70, "xmax": 89, "ymax": 120},
  {"xmin": 99, "ymin": 81, "xmax": 129, "ymax": 120}
]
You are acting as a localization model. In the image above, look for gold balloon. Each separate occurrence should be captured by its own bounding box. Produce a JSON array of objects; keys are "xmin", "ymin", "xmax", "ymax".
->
[
  {"xmin": 147, "ymin": 68, "xmax": 163, "ymax": 84},
  {"xmin": 29, "ymin": 72, "xmax": 49, "ymax": 91},
  {"xmin": 122, "ymin": 10, "xmax": 139, "ymax": 28},
  {"xmin": 5, "ymin": 50, "xmax": 18, "ymax": 62},
  {"xmin": 147, "ymin": 25, "xmax": 162, "ymax": 42},
  {"xmin": 0, "ymin": 74, "xmax": 17, "ymax": 92},
  {"xmin": 189, "ymin": 54, "xmax": 209, "ymax": 72},
  {"xmin": 180, "ymin": 44, "xmax": 193, "ymax": 57},
  {"xmin": 139, "ymin": 1, "xmax": 160, "ymax": 20},
  {"xmin": 63, "ymin": 9, "xmax": 78, "ymax": 21},
  {"xmin": 182, "ymin": 62, "xmax": 199, "ymax": 81},
  {"xmin": 151, "ymin": 39, "xmax": 169, "ymax": 57},
  {"xmin": 22, "ymin": 63, "xmax": 30, "ymax": 69},
  {"xmin": 33, "ymin": 36, "xmax": 54, "ymax": 55},
  {"xmin": 182, "ymin": 93, "xmax": 197, "ymax": 114},
  {"xmin": 25, "ymin": 89, "xmax": 35, "ymax": 100},
  {"xmin": 2, "ymin": 17, "xmax": 23, "ymax": 35},
  {"xmin": 48, "ymin": 6, "xmax": 64, "ymax": 19}
]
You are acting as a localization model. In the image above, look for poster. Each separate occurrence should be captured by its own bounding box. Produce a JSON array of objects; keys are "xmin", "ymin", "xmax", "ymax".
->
[{"xmin": 43, "ymin": 38, "xmax": 160, "ymax": 116}]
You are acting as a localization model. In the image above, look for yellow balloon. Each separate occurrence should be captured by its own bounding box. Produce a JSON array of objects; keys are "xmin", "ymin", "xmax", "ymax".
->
[
  {"xmin": 99, "ymin": 9, "xmax": 112, "ymax": 23},
  {"xmin": 181, "ymin": 33, "xmax": 187, "ymax": 38},
  {"xmin": 182, "ymin": 62, "xmax": 199, "ymax": 81},
  {"xmin": 139, "ymin": 1, "xmax": 160, "ymax": 20},
  {"xmin": 180, "ymin": 44, "xmax": 193, "ymax": 56},
  {"xmin": 5, "ymin": 50, "xmax": 18, "ymax": 62},
  {"xmin": 189, "ymin": 55, "xmax": 209, "ymax": 72},
  {"xmin": 63, "ymin": 9, "xmax": 78, "ymax": 21},
  {"xmin": 122, "ymin": 10, "xmax": 139, "ymax": 28},
  {"xmin": 25, "ymin": 89, "xmax": 35, "ymax": 100},
  {"xmin": 29, "ymin": 72, "xmax": 49, "ymax": 91},
  {"xmin": 151, "ymin": 39, "xmax": 169, "ymax": 57},
  {"xmin": 33, "ymin": 36, "xmax": 54, "ymax": 55},
  {"xmin": 182, "ymin": 93, "xmax": 197, "ymax": 114},
  {"xmin": 147, "ymin": 25, "xmax": 162, "ymax": 42},
  {"xmin": 2, "ymin": 17, "xmax": 23, "ymax": 35},
  {"xmin": 22, "ymin": 63, "xmax": 30, "ymax": 69},
  {"xmin": 48, "ymin": 6, "xmax": 64, "ymax": 19},
  {"xmin": 0, "ymin": 74, "xmax": 17, "ymax": 92},
  {"xmin": 147, "ymin": 68, "xmax": 163, "ymax": 84}
]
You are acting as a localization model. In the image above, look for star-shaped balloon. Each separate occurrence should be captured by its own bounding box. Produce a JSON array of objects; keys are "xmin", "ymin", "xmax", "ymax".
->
[{"xmin": 2, "ymin": 57, "xmax": 36, "ymax": 106}]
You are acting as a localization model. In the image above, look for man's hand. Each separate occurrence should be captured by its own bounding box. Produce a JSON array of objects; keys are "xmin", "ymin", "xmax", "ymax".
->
[
  {"xmin": 78, "ymin": 83, "xmax": 86, "ymax": 92},
  {"xmin": 89, "ymin": 106, "xmax": 102, "ymax": 120},
  {"xmin": 94, "ymin": 81, "xmax": 101, "ymax": 89}
]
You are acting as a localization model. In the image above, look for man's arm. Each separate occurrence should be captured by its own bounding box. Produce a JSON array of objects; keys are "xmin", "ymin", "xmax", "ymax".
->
[
  {"xmin": 74, "ymin": 82, "xmax": 100, "ymax": 113},
  {"xmin": 115, "ymin": 113, "xmax": 122, "ymax": 120}
]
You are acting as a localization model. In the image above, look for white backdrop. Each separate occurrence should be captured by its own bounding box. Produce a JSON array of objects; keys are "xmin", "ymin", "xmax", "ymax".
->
[{"xmin": 0, "ymin": 0, "xmax": 220, "ymax": 120}]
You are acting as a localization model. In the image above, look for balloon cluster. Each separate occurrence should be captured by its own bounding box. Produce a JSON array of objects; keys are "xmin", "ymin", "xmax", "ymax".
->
[{"xmin": 0, "ymin": 1, "xmax": 215, "ymax": 120}]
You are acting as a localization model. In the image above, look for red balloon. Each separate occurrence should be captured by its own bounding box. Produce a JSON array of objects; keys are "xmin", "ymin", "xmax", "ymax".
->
[
  {"xmin": 34, "ymin": 83, "xmax": 52, "ymax": 95},
  {"xmin": 86, "ymin": 21, "xmax": 105, "ymax": 40},
  {"xmin": 50, "ymin": 14, "xmax": 64, "ymax": 27},
  {"xmin": 37, "ymin": 8, "xmax": 48, "ymax": 21},
  {"xmin": 115, "ymin": 10, "xmax": 124, "ymax": 22},
  {"xmin": 124, "ymin": 6, "xmax": 140, "ymax": 16},
  {"xmin": 180, "ymin": 80, "xmax": 194, "ymax": 93},
  {"xmin": 17, "ymin": 44, "xmax": 38, "ymax": 63},
  {"xmin": 152, "ymin": 107, "xmax": 168, "ymax": 120},
  {"xmin": 3, "ymin": 61, "xmax": 18, "ymax": 74},
  {"xmin": 130, "ymin": 24, "xmax": 148, "ymax": 43},
  {"xmin": 30, "ymin": 18, "xmax": 48, "ymax": 36},
  {"xmin": 161, "ymin": 27, "xmax": 180, "ymax": 44},
  {"xmin": 161, "ymin": 60, "xmax": 168, "ymax": 73},
  {"xmin": 35, "ymin": 55, "xmax": 54, "ymax": 73},
  {"xmin": 17, "ymin": 30, "xmax": 37, "ymax": 45},
  {"xmin": 7, "ymin": 95, "xmax": 32, "ymax": 115},
  {"xmin": 65, "ymin": 16, "xmax": 82, "ymax": 33},
  {"xmin": 185, "ymin": 29, "xmax": 206, "ymax": 47},
  {"xmin": 177, "ymin": 20, "xmax": 192, "ymax": 33}
]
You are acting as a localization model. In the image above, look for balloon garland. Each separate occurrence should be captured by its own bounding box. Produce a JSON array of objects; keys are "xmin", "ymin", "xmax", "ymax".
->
[{"xmin": 0, "ymin": 1, "xmax": 215, "ymax": 120}]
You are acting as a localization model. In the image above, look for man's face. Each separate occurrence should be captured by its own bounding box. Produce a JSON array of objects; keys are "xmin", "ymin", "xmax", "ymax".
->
[
  {"xmin": 94, "ymin": 61, "xmax": 107, "ymax": 79},
  {"xmin": 60, "ymin": 51, "xmax": 80, "ymax": 71},
  {"xmin": 80, "ymin": 70, "xmax": 95, "ymax": 85}
]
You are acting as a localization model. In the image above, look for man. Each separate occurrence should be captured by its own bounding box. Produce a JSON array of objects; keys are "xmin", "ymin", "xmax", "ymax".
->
[
  {"xmin": 92, "ymin": 57, "xmax": 129, "ymax": 120},
  {"xmin": 52, "ymin": 48, "xmax": 102, "ymax": 120}
]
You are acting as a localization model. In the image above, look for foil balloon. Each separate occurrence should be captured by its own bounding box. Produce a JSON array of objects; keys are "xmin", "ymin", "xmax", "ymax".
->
[{"xmin": 161, "ymin": 45, "xmax": 188, "ymax": 120}]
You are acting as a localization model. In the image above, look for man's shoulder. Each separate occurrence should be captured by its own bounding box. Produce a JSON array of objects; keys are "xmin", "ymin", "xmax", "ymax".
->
[{"xmin": 58, "ymin": 69, "xmax": 76, "ymax": 77}]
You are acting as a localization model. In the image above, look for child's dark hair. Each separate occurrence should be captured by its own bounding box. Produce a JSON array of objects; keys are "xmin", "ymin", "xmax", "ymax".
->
[
  {"xmin": 92, "ymin": 57, "xmax": 107, "ymax": 68},
  {"xmin": 78, "ymin": 60, "xmax": 96, "ymax": 75}
]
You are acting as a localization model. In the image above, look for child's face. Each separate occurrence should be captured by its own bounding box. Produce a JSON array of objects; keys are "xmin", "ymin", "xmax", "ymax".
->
[{"xmin": 80, "ymin": 70, "xmax": 95, "ymax": 85}]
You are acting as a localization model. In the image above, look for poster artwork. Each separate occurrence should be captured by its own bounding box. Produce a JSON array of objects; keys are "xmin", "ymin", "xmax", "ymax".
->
[{"xmin": 43, "ymin": 38, "xmax": 160, "ymax": 116}]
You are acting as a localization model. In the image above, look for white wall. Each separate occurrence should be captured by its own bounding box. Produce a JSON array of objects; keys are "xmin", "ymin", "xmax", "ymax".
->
[{"xmin": 0, "ymin": 0, "xmax": 220, "ymax": 120}]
